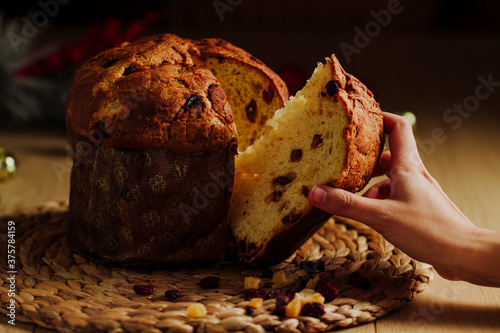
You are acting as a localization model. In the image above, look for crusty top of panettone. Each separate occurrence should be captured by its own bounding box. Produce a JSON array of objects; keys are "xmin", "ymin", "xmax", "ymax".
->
[{"xmin": 65, "ymin": 34, "xmax": 238, "ymax": 154}]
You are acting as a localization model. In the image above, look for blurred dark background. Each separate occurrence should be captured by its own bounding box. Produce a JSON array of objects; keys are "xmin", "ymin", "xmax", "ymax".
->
[{"xmin": 0, "ymin": 0, "xmax": 499, "ymax": 131}]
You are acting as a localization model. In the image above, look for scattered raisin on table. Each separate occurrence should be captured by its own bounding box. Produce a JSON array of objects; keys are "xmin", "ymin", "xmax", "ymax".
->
[
  {"xmin": 301, "ymin": 302, "xmax": 325, "ymax": 318},
  {"xmin": 315, "ymin": 282, "xmax": 338, "ymax": 303},
  {"xmin": 133, "ymin": 285, "xmax": 154, "ymax": 295},
  {"xmin": 165, "ymin": 289, "xmax": 181, "ymax": 301},
  {"xmin": 244, "ymin": 289, "xmax": 266, "ymax": 301},
  {"xmin": 199, "ymin": 276, "xmax": 221, "ymax": 289}
]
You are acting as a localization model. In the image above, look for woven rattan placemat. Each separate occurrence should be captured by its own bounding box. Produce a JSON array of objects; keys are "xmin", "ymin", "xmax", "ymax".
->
[{"xmin": 0, "ymin": 201, "xmax": 433, "ymax": 333}]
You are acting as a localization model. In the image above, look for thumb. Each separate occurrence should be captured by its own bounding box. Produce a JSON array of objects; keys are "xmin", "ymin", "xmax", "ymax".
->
[{"xmin": 308, "ymin": 185, "xmax": 387, "ymax": 224}]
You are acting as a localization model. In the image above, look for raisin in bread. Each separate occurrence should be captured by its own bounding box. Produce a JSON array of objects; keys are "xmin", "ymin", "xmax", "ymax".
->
[
  {"xmin": 65, "ymin": 34, "xmax": 288, "ymax": 266},
  {"xmin": 229, "ymin": 55, "xmax": 384, "ymax": 264}
]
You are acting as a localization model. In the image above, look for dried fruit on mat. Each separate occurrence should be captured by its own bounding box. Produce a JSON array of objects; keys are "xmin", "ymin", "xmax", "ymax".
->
[
  {"xmin": 286, "ymin": 282, "xmax": 304, "ymax": 298},
  {"xmin": 276, "ymin": 295, "xmax": 291, "ymax": 307},
  {"xmin": 199, "ymin": 276, "xmax": 221, "ymax": 289},
  {"xmin": 244, "ymin": 276, "xmax": 263, "ymax": 290},
  {"xmin": 187, "ymin": 303, "xmax": 207, "ymax": 318},
  {"xmin": 247, "ymin": 298, "xmax": 263, "ymax": 309},
  {"xmin": 305, "ymin": 275, "xmax": 320, "ymax": 289},
  {"xmin": 133, "ymin": 285, "xmax": 154, "ymax": 295},
  {"xmin": 272, "ymin": 270, "xmax": 289, "ymax": 288},
  {"xmin": 285, "ymin": 299, "xmax": 302, "ymax": 317},
  {"xmin": 244, "ymin": 289, "xmax": 266, "ymax": 301},
  {"xmin": 294, "ymin": 289, "xmax": 325, "ymax": 305},
  {"xmin": 315, "ymin": 282, "xmax": 338, "ymax": 303},
  {"xmin": 264, "ymin": 289, "xmax": 282, "ymax": 300},
  {"xmin": 165, "ymin": 289, "xmax": 181, "ymax": 301},
  {"xmin": 301, "ymin": 302, "xmax": 325, "ymax": 318}
]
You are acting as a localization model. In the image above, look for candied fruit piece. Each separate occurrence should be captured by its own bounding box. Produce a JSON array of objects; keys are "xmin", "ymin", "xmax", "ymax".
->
[
  {"xmin": 187, "ymin": 303, "xmax": 207, "ymax": 318},
  {"xmin": 289, "ymin": 269, "xmax": 308, "ymax": 279},
  {"xmin": 244, "ymin": 276, "xmax": 263, "ymax": 290},
  {"xmin": 272, "ymin": 270, "xmax": 289, "ymax": 288},
  {"xmin": 133, "ymin": 285, "xmax": 153, "ymax": 295},
  {"xmin": 165, "ymin": 290, "xmax": 181, "ymax": 301},
  {"xmin": 248, "ymin": 298, "xmax": 263, "ymax": 309},
  {"xmin": 294, "ymin": 289, "xmax": 325, "ymax": 306},
  {"xmin": 305, "ymin": 275, "xmax": 320, "ymax": 289},
  {"xmin": 285, "ymin": 299, "xmax": 302, "ymax": 318}
]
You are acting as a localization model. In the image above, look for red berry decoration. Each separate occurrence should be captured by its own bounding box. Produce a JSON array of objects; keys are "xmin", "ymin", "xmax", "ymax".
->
[
  {"xmin": 272, "ymin": 295, "xmax": 291, "ymax": 316},
  {"xmin": 272, "ymin": 305, "xmax": 286, "ymax": 316},
  {"xmin": 315, "ymin": 283, "xmax": 338, "ymax": 303},
  {"xmin": 275, "ymin": 295, "xmax": 290, "ymax": 307},
  {"xmin": 264, "ymin": 289, "xmax": 282, "ymax": 300},
  {"xmin": 199, "ymin": 276, "xmax": 221, "ymax": 289},
  {"xmin": 244, "ymin": 289, "xmax": 265, "ymax": 301},
  {"xmin": 165, "ymin": 290, "xmax": 181, "ymax": 301},
  {"xmin": 133, "ymin": 284, "xmax": 153, "ymax": 295},
  {"xmin": 301, "ymin": 303, "xmax": 325, "ymax": 318},
  {"xmin": 286, "ymin": 282, "xmax": 304, "ymax": 298}
]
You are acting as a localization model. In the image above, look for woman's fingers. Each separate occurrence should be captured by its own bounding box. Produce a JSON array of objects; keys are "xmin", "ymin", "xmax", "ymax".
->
[
  {"xmin": 309, "ymin": 185, "xmax": 388, "ymax": 224},
  {"xmin": 371, "ymin": 151, "xmax": 391, "ymax": 178},
  {"xmin": 362, "ymin": 178, "xmax": 392, "ymax": 199},
  {"xmin": 382, "ymin": 112, "xmax": 422, "ymax": 169}
]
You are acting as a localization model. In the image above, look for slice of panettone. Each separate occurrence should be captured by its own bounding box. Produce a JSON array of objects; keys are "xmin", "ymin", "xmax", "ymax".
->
[{"xmin": 229, "ymin": 55, "xmax": 384, "ymax": 264}]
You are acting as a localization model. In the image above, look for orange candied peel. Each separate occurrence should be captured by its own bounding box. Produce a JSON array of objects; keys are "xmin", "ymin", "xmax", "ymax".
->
[{"xmin": 187, "ymin": 303, "xmax": 207, "ymax": 318}]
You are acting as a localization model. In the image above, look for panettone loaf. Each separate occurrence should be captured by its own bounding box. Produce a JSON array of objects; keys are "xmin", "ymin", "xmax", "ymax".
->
[
  {"xmin": 66, "ymin": 34, "xmax": 288, "ymax": 265},
  {"xmin": 229, "ymin": 55, "xmax": 384, "ymax": 264}
]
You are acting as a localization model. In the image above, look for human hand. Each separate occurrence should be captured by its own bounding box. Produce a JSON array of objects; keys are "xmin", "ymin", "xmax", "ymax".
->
[{"xmin": 308, "ymin": 112, "xmax": 500, "ymax": 287}]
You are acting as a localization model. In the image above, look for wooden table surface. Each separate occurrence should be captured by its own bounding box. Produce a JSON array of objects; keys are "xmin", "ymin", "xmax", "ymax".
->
[{"xmin": 1, "ymin": 113, "xmax": 500, "ymax": 332}]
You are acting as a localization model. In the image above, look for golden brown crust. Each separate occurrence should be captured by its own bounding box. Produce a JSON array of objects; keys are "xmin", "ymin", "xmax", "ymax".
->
[
  {"xmin": 330, "ymin": 55, "xmax": 384, "ymax": 192},
  {"xmin": 188, "ymin": 38, "xmax": 289, "ymax": 105},
  {"xmin": 65, "ymin": 34, "xmax": 237, "ymax": 154}
]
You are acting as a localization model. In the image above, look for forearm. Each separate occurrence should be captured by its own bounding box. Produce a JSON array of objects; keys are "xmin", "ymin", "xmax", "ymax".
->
[{"xmin": 446, "ymin": 227, "xmax": 500, "ymax": 287}]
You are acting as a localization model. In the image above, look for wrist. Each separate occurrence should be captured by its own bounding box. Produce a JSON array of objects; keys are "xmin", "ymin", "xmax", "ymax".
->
[{"xmin": 443, "ymin": 226, "xmax": 500, "ymax": 287}]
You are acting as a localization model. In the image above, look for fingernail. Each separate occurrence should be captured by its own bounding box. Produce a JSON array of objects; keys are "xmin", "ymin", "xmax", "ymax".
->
[{"xmin": 310, "ymin": 186, "xmax": 327, "ymax": 206}]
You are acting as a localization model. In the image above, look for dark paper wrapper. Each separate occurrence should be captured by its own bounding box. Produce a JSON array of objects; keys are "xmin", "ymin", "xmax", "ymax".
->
[{"xmin": 69, "ymin": 144, "xmax": 234, "ymax": 266}]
